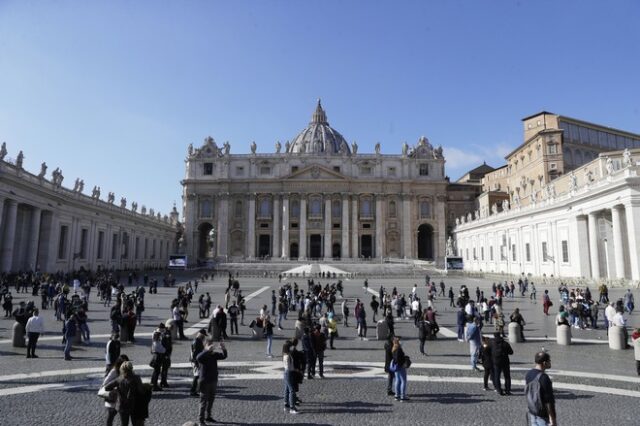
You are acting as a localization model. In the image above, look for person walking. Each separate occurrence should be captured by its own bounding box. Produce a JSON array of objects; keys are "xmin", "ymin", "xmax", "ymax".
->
[
  {"xmin": 150, "ymin": 331, "xmax": 166, "ymax": 391},
  {"xmin": 327, "ymin": 313, "xmax": 338, "ymax": 349},
  {"xmin": 101, "ymin": 355, "xmax": 129, "ymax": 426},
  {"xmin": 25, "ymin": 308, "xmax": 44, "ymax": 358},
  {"xmin": 370, "ymin": 296, "xmax": 379, "ymax": 322},
  {"xmin": 195, "ymin": 339, "xmax": 228, "ymax": 425},
  {"xmin": 228, "ymin": 301, "xmax": 239, "ymax": 335},
  {"xmin": 525, "ymin": 351, "xmax": 557, "ymax": 426},
  {"xmin": 466, "ymin": 316, "xmax": 482, "ymax": 371},
  {"xmin": 491, "ymin": 332, "xmax": 513, "ymax": 395},
  {"xmin": 456, "ymin": 306, "xmax": 466, "ymax": 342},
  {"xmin": 542, "ymin": 290, "xmax": 552, "ymax": 316},
  {"xmin": 104, "ymin": 360, "xmax": 148, "ymax": 426}
]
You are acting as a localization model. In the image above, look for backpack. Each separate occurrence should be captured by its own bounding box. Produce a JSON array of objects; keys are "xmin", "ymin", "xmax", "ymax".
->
[{"xmin": 525, "ymin": 371, "xmax": 544, "ymax": 416}]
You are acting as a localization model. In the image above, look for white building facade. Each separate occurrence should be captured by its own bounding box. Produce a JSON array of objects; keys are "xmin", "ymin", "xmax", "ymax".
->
[
  {"xmin": 0, "ymin": 147, "xmax": 177, "ymax": 273},
  {"xmin": 454, "ymin": 149, "xmax": 640, "ymax": 282}
]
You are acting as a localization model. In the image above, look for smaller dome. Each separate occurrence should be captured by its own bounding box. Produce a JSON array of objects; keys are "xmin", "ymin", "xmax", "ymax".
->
[{"xmin": 288, "ymin": 100, "xmax": 350, "ymax": 155}]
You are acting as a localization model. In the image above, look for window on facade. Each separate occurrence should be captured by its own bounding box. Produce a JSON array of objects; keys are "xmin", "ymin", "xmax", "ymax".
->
[
  {"xmin": 235, "ymin": 166, "xmax": 244, "ymax": 176},
  {"xmin": 525, "ymin": 243, "xmax": 531, "ymax": 262},
  {"xmin": 388, "ymin": 167, "xmax": 396, "ymax": 177},
  {"xmin": 234, "ymin": 200, "xmax": 243, "ymax": 217},
  {"xmin": 419, "ymin": 163, "xmax": 429, "ymax": 176},
  {"xmin": 291, "ymin": 200, "xmax": 300, "ymax": 217},
  {"xmin": 548, "ymin": 144, "xmax": 557, "ymax": 155},
  {"xmin": 152, "ymin": 240, "xmax": 156, "ymax": 259},
  {"xmin": 419, "ymin": 200, "xmax": 431, "ymax": 218},
  {"xmin": 135, "ymin": 237, "xmax": 140, "ymax": 259},
  {"xmin": 388, "ymin": 201, "xmax": 397, "ymax": 218},
  {"xmin": 361, "ymin": 199, "xmax": 372, "ymax": 217},
  {"xmin": 490, "ymin": 246, "xmax": 494, "ymax": 261},
  {"xmin": 79, "ymin": 229, "xmax": 88, "ymax": 259},
  {"xmin": 332, "ymin": 200, "xmax": 341, "ymax": 218},
  {"xmin": 259, "ymin": 199, "xmax": 271, "ymax": 217},
  {"xmin": 511, "ymin": 244, "xmax": 516, "ymax": 261},
  {"xmin": 333, "ymin": 166, "xmax": 341, "ymax": 173},
  {"xmin": 473, "ymin": 248, "xmax": 476, "ymax": 260},
  {"xmin": 562, "ymin": 240, "xmax": 569, "ymax": 263},
  {"xmin": 97, "ymin": 231, "xmax": 105, "ymax": 260},
  {"xmin": 57, "ymin": 225, "xmax": 68, "ymax": 259},
  {"xmin": 481, "ymin": 247, "xmax": 484, "ymax": 261},
  {"xmin": 111, "ymin": 233, "xmax": 118, "ymax": 260},
  {"xmin": 260, "ymin": 166, "xmax": 271, "ymax": 175},
  {"xmin": 203, "ymin": 163, "xmax": 213, "ymax": 175},
  {"xmin": 200, "ymin": 199, "xmax": 213, "ymax": 218},
  {"xmin": 466, "ymin": 248, "xmax": 469, "ymax": 260},
  {"xmin": 550, "ymin": 163, "xmax": 557, "ymax": 170},
  {"xmin": 542, "ymin": 242, "xmax": 548, "ymax": 261},
  {"xmin": 360, "ymin": 166, "xmax": 372, "ymax": 176},
  {"xmin": 291, "ymin": 166, "xmax": 299, "ymax": 173},
  {"xmin": 310, "ymin": 199, "xmax": 322, "ymax": 216}
]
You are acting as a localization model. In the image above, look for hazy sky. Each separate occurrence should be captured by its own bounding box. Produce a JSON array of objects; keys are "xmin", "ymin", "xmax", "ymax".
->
[{"xmin": 1, "ymin": 1, "xmax": 639, "ymax": 216}]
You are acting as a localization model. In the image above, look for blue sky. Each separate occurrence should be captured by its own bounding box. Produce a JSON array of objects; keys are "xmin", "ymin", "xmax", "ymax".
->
[{"xmin": 1, "ymin": 1, "xmax": 639, "ymax": 216}]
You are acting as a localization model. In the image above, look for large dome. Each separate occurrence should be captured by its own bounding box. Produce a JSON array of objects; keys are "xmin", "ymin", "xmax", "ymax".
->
[{"xmin": 287, "ymin": 100, "xmax": 350, "ymax": 155}]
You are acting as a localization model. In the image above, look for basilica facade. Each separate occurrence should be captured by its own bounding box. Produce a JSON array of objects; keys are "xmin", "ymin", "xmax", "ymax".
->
[{"xmin": 181, "ymin": 101, "xmax": 477, "ymax": 266}]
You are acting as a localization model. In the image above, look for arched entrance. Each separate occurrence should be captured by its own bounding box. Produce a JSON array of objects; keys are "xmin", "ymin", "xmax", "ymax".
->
[
  {"xmin": 309, "ymin": 235, "xmax": 322, "ymax": 259},
  {"xmin": 290, "ymin": 242, "xmax": 299, "ymax": 259},
  {"xmin": 360, "ymin": 235, "xmax": 373, "ymax": 258},
  {"xmin": 417, "ymin": 224, "xmax": 434, "ymax": 260},
  {"xmin": 198, "ymin": 222, "xmax": 214, "ymax": 259},
  {"xmin": 332, "ymin": 243, "xmax": 341, "ymax": 259},
  {"xmin": 258, "ymin": 235, "xmax": 271, "ymax": 258}
]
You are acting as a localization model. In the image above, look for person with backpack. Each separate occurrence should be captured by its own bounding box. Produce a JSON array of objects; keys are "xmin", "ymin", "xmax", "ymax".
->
[
  {"xmin": 390, "ymin": 336, "xmax": 409, "ymax": 401},
  {"xmin": 525, "ymin": 351, "xmax": 557, "ymax": 426},
  {"xmin": 491, "ymin": 332, "xmax": 514, "ymax": 395}
]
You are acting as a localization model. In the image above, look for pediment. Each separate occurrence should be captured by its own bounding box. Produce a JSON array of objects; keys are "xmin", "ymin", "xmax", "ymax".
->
[{"xmin": 285, "ymin": 164, "xmax": 347, "ymax": 180}]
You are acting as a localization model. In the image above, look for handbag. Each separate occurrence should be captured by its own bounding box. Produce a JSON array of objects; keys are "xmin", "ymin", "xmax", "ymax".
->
[
  {"xmin": 97, "ymin": 386, "xmax": 117, "ymax": 403},
  {"xmin": 403, "ymin": 356, "xmax": 412, "ymax": 369},
  {"xmin": 389, "ymin": 359, "xmax": 398, "ymax": 373},
  {"xmin": 149, "ymin": 353, "xmax": 158, "ymax": 369}
]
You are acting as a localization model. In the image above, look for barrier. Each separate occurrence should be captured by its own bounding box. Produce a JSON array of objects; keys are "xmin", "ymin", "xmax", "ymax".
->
[
  {"xmin": 508, "ymin": 322, "xmax": 523, "ymax": 343},
  {"xmin": 12, "ymin": 322, "xmax": 26, "ymax": 348},
  {"xmin": 165, "ymin": 319, "xmax": 178, "ymax": 341},
  {"xmin": 376, "ymin": 319, "xmax": 389, "ymax": 341},
  {"xmin": 556, "ymin": 325, "xmax": 571, "ymax": 345},
  {"xmin": 608, "ymin": 326, "xmax": 627, "ymax": 350}
]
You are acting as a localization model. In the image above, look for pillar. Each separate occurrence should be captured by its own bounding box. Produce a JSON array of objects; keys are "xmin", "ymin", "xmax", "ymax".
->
[
  {"xmin": 341, "ymin": 194, "xmax": 349, "ymax": 259},
  {"xmin": 216, "ymin": 194, "xmax": 229, "ymax": 259},
  {"xmin": 247, "ymin": 194, "xmax": 256, "ymax": 259},
  {"xmin": 324, "ymin": 197, "xmax": 331, "ymax": 260},
  {"xmin": 402, "ymin": 194, "xmax": 412, "ymax": 258},
  {"xmin": 1, "ymin": 200, "xmax": 18, "ymax": 272},
  {"xmin": 611, "ymin": 205, "xmax": 626, "ymax": 279},
  {"xmin": 587, "ymin": 211, "xmax": 600, "ymax": 279},
  {"xmin": 375, "ymin": 195, "xmax": 384, "ymax": 259},
  {"xmin": 281, "ymin": 196, "xmax": 289, "ymax": 259},
  {"xmin": 28, "ymin": 207, "xmax": 42, "ymax": 271},
  {"xmin": 299, "ymin": 196, "xmax": 307, "ymax": 260},
  {"xmin": 351, "ymin": 197, "xmax": 358, "ymax": 258},
  {"xmin": 624, "ymin": 202, "xmax": 640, "ymax": 280},
  {"xmin": 272, "ymin": 196, "xmax": 281, "ymax": 259}
]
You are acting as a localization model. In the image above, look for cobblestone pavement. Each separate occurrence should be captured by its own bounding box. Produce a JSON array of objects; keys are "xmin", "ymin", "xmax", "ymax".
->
[{"xmin": 0, "ymin": 272, "xmax": 638, "ymax": 425}]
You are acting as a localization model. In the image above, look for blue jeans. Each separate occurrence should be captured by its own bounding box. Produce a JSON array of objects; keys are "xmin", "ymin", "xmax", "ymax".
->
[
  {"xmin": 283, "ymin": 371, "xmax": 296, "ymax": 408},
  {"xmin": 457, "ymin": 324, "xmax": 464, "ymax": 340},
  {"xmin": 394, "ymin": 368, "xmax": 407, "ymax": 399},
  {"xmin": 528, "ymin": 413, "xmax": 549, "ymax": 425},
  {"xmin": 469, "ymin": 341, "xmax": 479, "ymax": 369},
  {"xmin": 266, "ymin": 335, "xmax": 272, "ymax": 356}
]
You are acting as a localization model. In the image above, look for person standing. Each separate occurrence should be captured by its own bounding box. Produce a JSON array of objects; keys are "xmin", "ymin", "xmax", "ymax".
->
[
  {"xmin": 370, "ymin": 296, "xmax": 379, "ymax": 322},
  {"xmin": 282, "ymin": 340, "xmax": 299, "ymax": 414},
  {"xmin": 327, "ymin": 313, "xmax": 338, "ymax": 349},
  {"xmin": 384, "ymin": 336, "xmax": 394, "ymax": 395},
  {"xmin": 265, "ymin": 316, "xmax": 274, "ymax": 358},
  {"xmin": 102, "ymin": 355, "xmax": 129, "ymax": 426},
  {"xmin": 159, "ymin": 323, "xmax": 173, "ymax": 388},
  {"xmin": 25, "ymin": 308, "xmax": 44, "ymax": 358},
  {"xmin": 227, "ymin": 301, "xmax": 239, "ymax": 335},
  {"xmin": 542, "ymin": 290, "xmax": 552, "ymax": 316},
  {"xmin": 104, "ymin": 360, "xmax": 146, "ymax": 426},
  {"xmin": 190, "ymin": 329, "xmax": 207, "ymax": 396},
  {"xmin": 391, "ymin": 336, "xmax": 409, "ymax": 401},
  {"xmin": 302, "ymin": 327, "xmax": 316, "ymax": 379},
  {"xmin": 456, "ymin": 306, "xmax": 466, "ymax": 342},
  {"xmin": 311, "ymin": 324, "xmax": 326, "ymax": 378},
  {"xmin": 491, "ymin": 332, "xmax": 513, "ymax": 395},
  {"xmin": 479, "ymin": 337, "xmax": 493, "ymax": 391},
  {"xmin": 105, "ymin": 333, "xmax": 121, "ymax": 375},
  {"xmin": 62, "ymin": 314, "xmax": 77, "ymax": 361},
  {"xmin": 195, "ymin": 339, "xmax": 227, "ymax": 425},
  {"xmin": 466, "ymin": 316, "xmax": 482, "ymax": 371},
  {"xmin": 172, "ymin": 304, "xmax": 186, "ymax": 340},
  {"xmin": 525, "ymin": 351, "xmax": 557, "ymax": 426}
]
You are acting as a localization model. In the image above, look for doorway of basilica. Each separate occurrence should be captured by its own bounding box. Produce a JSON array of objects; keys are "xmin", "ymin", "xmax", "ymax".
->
[
  {"xmin": 309, "ymin": 234, "xmax": 322, "ymax": 259},
  {"xmin": 417, "ymin": 224, "xmax": 434, "ymax": 260}
]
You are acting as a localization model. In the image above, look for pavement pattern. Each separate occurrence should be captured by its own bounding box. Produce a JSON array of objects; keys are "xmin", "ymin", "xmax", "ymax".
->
[{"xmin": 0, "ymin": 272, "xmax": 638, "ymax": 425}]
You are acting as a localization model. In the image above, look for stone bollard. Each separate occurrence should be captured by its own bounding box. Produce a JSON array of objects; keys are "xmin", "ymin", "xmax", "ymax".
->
[
  {"xmin": 556, "ymin": 325, "xmax": 572, "ymax": 345},
  {"xmin": 376, "ymin": 319, "xmax": 389, "ymax": 341},
  {"xmin": 165, "ymin": 319, "xmax": 178, "ymax": 341},
  {"xmin": 608, "ymin": 326, "xmax": 627, "ymax": 350},
  {"xmin": 634, "ymin": 337, "xmax": 640, "ymax": 362},
  {"xmin": 508, "ymin": 322, "xmax": 523, "ymax": 344},
  {"xmin": 12, "ymin": 322, "xmax": 26, "ymax": 348},
  {"xmin": 120, "ymin": 322, "xmax": 130, "ymax": 343}
]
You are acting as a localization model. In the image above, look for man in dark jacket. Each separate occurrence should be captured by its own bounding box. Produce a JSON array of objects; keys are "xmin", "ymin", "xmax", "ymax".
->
[
  {"xmin": 159, "ymin": 323, "xmax": 173, "ymax": 388},
  {"xmin": 196, "ymin": 339, "xmax": 228, "ymax": 425},
  {"xmin": 456, "ymin": 307, "xmax": 466, "ymax": 342},
  {"xmin": 383, "ymin": 336, "xmax": 394, "ymax": 395},
  {"xmin": 301, "ymin": 328, "xmax": 316, "ymax": 379},
  {"xmin": 491, "ymin": 332, "xmax": 514, "ymax": 395},
  {"xmin": 190, "ymin": 329, "xmax": 207, "ymax": 396},
  {"xmin": 311, "ymin": 325, "xmax": 326, "ymax": 378},
  {"xmin": 105, "ymin": 333, "xmax": 121, "ymax": 375}
]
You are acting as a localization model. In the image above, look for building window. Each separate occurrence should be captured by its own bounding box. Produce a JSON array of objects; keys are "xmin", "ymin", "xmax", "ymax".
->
[
  {"xmin": 200, "ymin": 199, "xmax": 213, "ymax": 218},
  {"xmin": 235, "ymin": 200, "xmax": 243, "ymax": 217},
  {"xmin": 542, "ymin": 242, "xmax": 548, "ymax": 262},
  {"xmin": 260, "ymin": 166, "xmax": 271, "ymax": 175},
  {"xmin": 419, "ymin": 163, "xmax": 429, "ymax": 176},
  {"xmin": 548, "ymin": 144, "xmax": 557, "ymax": 155},
  {"xmin": 525, "ymin": 243, "xmax": 531, "ymax": 262},
  {"xmin": 388, "ymin": 167, "xmax": 396, "ymax": 177},
  {"xmin": 511, "ymin": 244, "xmax": 516, "ymax": 261},
  {"xmin": 361, "ymin": 199, "xmax": 372, "ymax": 217},
  {"xmin": 259, "ymin": 199, "xmax": 271, "ymax": 217},
  {"xmin": 550, "ymin": 163, "xmax": 557, "ymax": 170},
  {"xmin": 333, "ymin": 166, "xmax": 341, "ymax": 173},
  {"xmin": 203, "ymin": 163, "xmax": 213, "ymax": 175},
  {"xmin": 111, "ymin": 233, "xmax": 118, "ymax": 260},
  {"xmin": 310, "ymin": 198, "xmax": 322, "ymax": 216},
  {"xmin": 388, "ymin": 201, "xmax": 397, "ymax": 218},
  {"xmin": 562, "ymin": 240, "xmax": 569, "ymax": 263},
  {"xmin": 97, "ymin": 231, "xmax": 105, "ymax": 260},
  {"xmin": 473, "ymin": 247, "xmax": 476, "ymax": 260},
  {"xmin": 490, "ymin": 246, "xmax": 494, "ymax": 261},
  {"xmin": 79, "ymin": 229, "xmax": 88, "ymax": 259},
  {"xmin": 235, "ymin": 166, "xmax": 244, "ymax": 176},
  {"xmin": 466, "ymin": 248, "xmax": 469, "ymax": 260},
  {"xmin": 291, "ymin": 166, "xmax": 299, "ymax": 173},
  {"xmin": 291, "ymin": 200, "xmax": 300, "ymax": 217},
  {"xmin": 419, "ymin": 200, "xmax": 431, "ymax": 218},
  {"xmin": 332, "ymin": 200, "xmax": 341, "ymax": 218},
  {"xmin": 135, "ymin": 237, "xmax": 140, "ymax": 259},
  {"xmin": 58, "ymin": 225, "xmax": 69, "ymax": 259},
  {"xmin": 360, "ymin": 166, "xmax": 372, "ymax": 176},
  {"xmin": 481, "ymin": 247, "xmax": 484, "ymax": 261}
]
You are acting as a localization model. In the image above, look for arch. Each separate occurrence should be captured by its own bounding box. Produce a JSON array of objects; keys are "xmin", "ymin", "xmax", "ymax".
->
[
  {"xmin": 417, "ymin": 223, "xmax": 434, "ymax": 260},
  {"xmin": 290, "ymin": 242, "xmax": 299, "ymax": 259},
  {"xmin": 360, "ymin": 235, "xmax": 373, "ymax": 258},
  {"xmin": 197, "ymin": 222, "xmax": 214, "ymax": 259},
  {"xmin": 332, "ymin": 243, "xmax": 341, "ymax": 259},
  {"xmin": 258, "ymin": 234, "xmax": 271, "ymax": 258}
]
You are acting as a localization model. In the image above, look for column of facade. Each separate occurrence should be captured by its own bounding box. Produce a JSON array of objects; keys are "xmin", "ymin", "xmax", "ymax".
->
[
  {"xmin": 436, "ymin": 196, "xmax": 446, "ymax": 264},
  {"xmin": 624, "ymin": 202, "xmax": 640, "ymax": 280},
  {"xmin": 299, "ymin": 196, "xmax": 307, "ymax": 260},
  {"xmin": 272, "ymin": 196, "xmax": 281, "ymax": 259},
  {"xmin": 402, "ymin": 194, "xmax": 412, "ymax": 258},
  {"xmin": 550, "ymin": 220, "xmax": 559, "ymax": 277},
  {"xmin": 247, "ymin": 194, "xmax": 256, "ymax": 259},
  {"xmin": 375, "ymin": 195, "xmax": 384, "ymax": 259},
  {"xmin": 0, "ymin": 197, "xmax": 5, "ymax": 240},
  {"xmin": 341, "ymin": 194, "xmax": 349, "ymax": 259},
  {"xmin": 1, "ymin": 200, "xmax": 18, "ymax": 272},
  {"xmin": 281, "ymin": 196, "xmax": 290, "ymax": 259},
  {"xmin": 324, "ymin": 197, "xmax": 332, "ymax": 260},
  {"xmin": 587, "ymin": 211, "xmax": 601, "ymax": 279},
  {"xmin": 27, "ymin": 207, "xmax": 42, "ymax": 271},
  {"xmin": 611, "ymin": 205, "xmax": 626, "ymax": 279},
  {"xmin": 351, "ymin": 197, "xmax": 358, "ymax": 258},
  {"xmin": 216, "ymin": 194, "xmax": 229, "ymax": 260}
]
